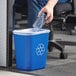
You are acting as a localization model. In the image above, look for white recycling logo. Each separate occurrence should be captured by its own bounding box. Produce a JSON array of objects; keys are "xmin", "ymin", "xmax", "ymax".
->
[{"xmin": 36, "ymin": 43, "xmax": 45, "ymax": 56}]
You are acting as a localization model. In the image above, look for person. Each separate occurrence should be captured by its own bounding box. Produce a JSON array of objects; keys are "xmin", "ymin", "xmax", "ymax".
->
[
  {"xmin": 14, "ymin": 0, "xmax": 70, "ymax": 28},
  {"xmin": 27, "ymin": 0, "xmax": 58, "ymax": 28}
]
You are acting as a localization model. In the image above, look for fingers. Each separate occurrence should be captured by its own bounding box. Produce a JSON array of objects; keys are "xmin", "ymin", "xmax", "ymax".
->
[
  {"xmin": 45, "ymin": 12, "xmax": 50, "ymax": 20},
  {"xmin": 38, "ymin": 7, "xmax": 53, "ymax": 24},
  {"xmin": 46, "ymin": 15, "xmax": 53, "ymax": 23}
]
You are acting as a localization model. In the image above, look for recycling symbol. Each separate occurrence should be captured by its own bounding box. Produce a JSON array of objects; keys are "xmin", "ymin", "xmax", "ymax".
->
[{"xmin": 36, "ymin": 43, "xmax": 45, "ymax": 56}]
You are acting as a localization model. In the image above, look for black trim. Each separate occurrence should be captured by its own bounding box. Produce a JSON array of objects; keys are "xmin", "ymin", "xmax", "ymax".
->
[{"xmin": 6, "ymin": 0, "xmax": 12, "ymax": 67}]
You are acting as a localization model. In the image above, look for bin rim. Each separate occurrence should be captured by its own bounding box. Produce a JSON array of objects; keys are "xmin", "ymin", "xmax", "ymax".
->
[{"xmin": 13, "ymin": 28, "xmax": 50, "ymax": 35}]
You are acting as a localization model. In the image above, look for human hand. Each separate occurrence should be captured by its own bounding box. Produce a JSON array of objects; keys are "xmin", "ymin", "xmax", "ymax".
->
[{"xmin": 38, "ymin": 4, "xmax": 54, "ymax": 24}]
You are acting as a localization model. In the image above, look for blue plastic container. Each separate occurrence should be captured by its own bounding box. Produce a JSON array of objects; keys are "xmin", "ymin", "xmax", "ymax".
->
[{"xmin": 13, "ymin": 28, "xmax": 50, "ymax": 71}]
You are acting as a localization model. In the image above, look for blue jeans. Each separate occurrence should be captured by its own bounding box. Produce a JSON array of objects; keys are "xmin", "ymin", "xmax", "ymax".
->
[{"xmin": 27, "ymin": 0, "xmax": 47, "ymax": 28}]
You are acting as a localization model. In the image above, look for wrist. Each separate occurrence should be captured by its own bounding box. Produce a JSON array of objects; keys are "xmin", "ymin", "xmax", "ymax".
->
[
  {"xmin": 46, "ymin": 2, "xmax": 54, "ymax": 9},
  {"xmin": 46, "ymin": 0, "xmax": 58, "ymax": 8}
]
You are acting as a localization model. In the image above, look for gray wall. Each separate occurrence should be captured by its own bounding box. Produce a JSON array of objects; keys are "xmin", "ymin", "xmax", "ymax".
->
[{"xmin": 0, "ymin": 0, "xmax": 14, "ymax": 67}]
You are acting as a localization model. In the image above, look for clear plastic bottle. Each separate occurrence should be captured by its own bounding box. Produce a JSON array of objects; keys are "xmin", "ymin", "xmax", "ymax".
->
[{"xmin": 33, "ymin": 13, "xmax": 46, "ymax": 31}]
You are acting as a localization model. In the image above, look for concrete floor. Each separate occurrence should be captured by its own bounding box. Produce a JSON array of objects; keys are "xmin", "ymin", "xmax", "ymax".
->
[{"xmin": 0, "ymin": 71, "xmax": 34, "ymax": 76}]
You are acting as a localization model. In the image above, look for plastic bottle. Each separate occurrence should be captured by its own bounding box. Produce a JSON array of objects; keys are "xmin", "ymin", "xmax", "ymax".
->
[{"xmin": 33, "ymin": 13, "xmax": 46, "ymax": 31}]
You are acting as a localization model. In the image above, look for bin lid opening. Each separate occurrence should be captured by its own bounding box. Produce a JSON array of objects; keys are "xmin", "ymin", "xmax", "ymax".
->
[{"xmin": 13, "ymin": 28, "xmax": 50, "ymax": 35}]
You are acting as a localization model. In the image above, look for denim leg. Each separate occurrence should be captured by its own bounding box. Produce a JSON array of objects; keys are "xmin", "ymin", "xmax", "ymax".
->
[{"xmin": 27, "ymin": 0, "xmax": 47, "ymax": 28}]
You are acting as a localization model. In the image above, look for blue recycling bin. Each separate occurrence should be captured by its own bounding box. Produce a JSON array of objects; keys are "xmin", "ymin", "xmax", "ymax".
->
[{"xmin": 13, "ymin": 28, "xmax": 50, "ymax": 71}]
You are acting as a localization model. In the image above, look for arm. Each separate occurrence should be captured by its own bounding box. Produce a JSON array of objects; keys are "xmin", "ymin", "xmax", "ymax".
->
[
  {"xmin": 47, "ymin": 0, "xmax": 58, "ymax": 8},
  {"xmin": 38, "ymin": 0, "xmax": 58, "ymax": 23}
]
